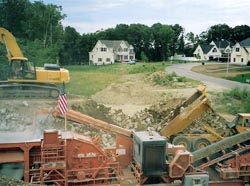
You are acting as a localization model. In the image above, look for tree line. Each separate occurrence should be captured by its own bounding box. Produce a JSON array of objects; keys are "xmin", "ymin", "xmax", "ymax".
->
[{"xmin": 1, "ymin": 0, "xmax": 250, "ymax": 66}]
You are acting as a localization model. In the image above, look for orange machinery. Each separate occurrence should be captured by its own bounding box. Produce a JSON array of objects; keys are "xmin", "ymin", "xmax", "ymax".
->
[{"xmin": 1, "ymin": 108, "xmax": 250, "ymax": 185}]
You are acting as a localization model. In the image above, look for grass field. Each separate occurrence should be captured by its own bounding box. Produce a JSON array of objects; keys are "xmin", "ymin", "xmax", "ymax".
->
[
  {"xmin": 192, "ymin": 63, "xmax": 250, "ymax": 82},
  {"xmin": 63, "ymin": 61, "xmax": 250, "ymax": 114},
  {"xmin": 65, "ymin": 62, "xmax": 170, "ymax": 96}
]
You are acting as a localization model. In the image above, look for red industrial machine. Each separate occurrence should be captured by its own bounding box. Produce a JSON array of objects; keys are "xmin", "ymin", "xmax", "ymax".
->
[{"xmin": 0, "ymin": 109, "xmax": 250, "ymax": 186}]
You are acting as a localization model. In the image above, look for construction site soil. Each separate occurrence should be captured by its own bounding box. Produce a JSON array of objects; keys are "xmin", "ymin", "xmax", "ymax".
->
[{"xmin": 0, "ymin": 72, "xmax": 232, "ymax": 185}]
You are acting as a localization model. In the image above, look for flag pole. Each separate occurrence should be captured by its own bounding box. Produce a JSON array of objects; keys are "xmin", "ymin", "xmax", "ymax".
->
[{"xmin": 64, "ymin": 113, "xmax": 67, "ymax": 131}]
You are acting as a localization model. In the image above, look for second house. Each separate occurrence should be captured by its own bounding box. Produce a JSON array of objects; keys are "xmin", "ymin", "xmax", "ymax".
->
[{"xmin": 89, "ymin": 40, "xmax": 135, "ymax": 65}]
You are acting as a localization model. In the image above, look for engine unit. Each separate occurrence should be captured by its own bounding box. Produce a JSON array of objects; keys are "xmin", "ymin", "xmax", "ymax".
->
[{"xmin": 133, "ymin": 131, "xmax": 166, "ymax": 176}]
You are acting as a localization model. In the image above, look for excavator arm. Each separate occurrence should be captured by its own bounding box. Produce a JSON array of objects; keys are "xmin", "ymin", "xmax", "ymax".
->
[{"xmin": 0, "ymin": 27, "xmax": 27, "ymax": 61}]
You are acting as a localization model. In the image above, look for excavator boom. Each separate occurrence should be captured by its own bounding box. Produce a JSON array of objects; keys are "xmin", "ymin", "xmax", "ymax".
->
[{"xmin": 0, "ymin": 27, "xmax": 26, "ymax": 60}]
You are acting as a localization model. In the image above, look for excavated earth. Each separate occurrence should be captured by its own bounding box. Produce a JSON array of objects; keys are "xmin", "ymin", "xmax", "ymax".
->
[{"xmin": 0, "ymin": 71, "xmax": 232, "ymax": 185}]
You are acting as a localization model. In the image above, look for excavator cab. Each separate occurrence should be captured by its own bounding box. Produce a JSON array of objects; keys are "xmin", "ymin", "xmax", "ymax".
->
[
  {"xmin": 9, "ymin": 57, "xmax": 36, "ymax": 80},
  {"xmin": 228, "ymin": 113, "xmax": 250, "ymax": 134}
]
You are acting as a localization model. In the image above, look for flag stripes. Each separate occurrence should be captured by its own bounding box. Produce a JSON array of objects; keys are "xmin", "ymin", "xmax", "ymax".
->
[{"xmin": 58, "ymin": 82, "xmax": 68, "ymax": 114}]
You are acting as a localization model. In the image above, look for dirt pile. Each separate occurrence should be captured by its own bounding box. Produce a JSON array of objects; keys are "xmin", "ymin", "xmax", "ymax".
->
[
  {"xmin": 107, "ymin": 98, "xmax": 230, "ymax": 137},
  {"xmin": 67, "ymin": 97, "xmax": 230, "ymax": 146}
]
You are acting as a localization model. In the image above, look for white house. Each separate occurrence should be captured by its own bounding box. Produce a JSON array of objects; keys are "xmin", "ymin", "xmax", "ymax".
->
[
  {"xmin": 193, "ymin": 40, "xmax": 231, "ymax": 61},
  {"xmin": 231, "ymin": 37, "xmax": 250, "ymax": 66},
  {"xmin": 193, "ymin": 44, "xmax": 219, "ymax": 61},
  {"xmin": 89, "ymin": 40, "xmax": 135, "ymax": 65}
]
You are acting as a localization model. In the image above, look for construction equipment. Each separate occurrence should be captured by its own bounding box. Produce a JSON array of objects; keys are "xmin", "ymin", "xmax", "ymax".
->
[
  {"xmin": 160, "ymin": 84, "xmax": 250, "ymax": 151},
  {"xmin": 0, "ymin": 27, "xmax": 70, "ymax": 98},
  {"xmin": 228, "ymin": 113, "xmax": 250, "ymax": 133},
  {"xmin": 2, "ymin": 107, "xmax": 250, "ymax": 185},
  {"xmin": 53, "ymin": 109, "xmax": 194, "ymax": 185}
]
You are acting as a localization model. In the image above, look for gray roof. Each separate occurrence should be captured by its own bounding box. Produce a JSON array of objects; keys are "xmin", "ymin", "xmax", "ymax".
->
[
  {"xmin": 214, "ymin": 40, "xmax": 231, "ymax": 48},
  {"xmin": 240, "ymin": 37, "xmax": 250, "ymax": 47},
  {"xmin": 99, "ymin": 40, "xmax": 130, "ymax": 49},
  {"xmin": 200, "ymin": 44, "xmax": 214, "ymax": 54}
]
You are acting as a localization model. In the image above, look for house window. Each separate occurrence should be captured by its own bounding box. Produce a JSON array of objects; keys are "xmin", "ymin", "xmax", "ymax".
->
[
  {"xmin": 98, "ymin": 58, "xmax": 102, "ymax": 62},
  {"xmin": 124, "ymin": 48, "xmax": 128, "ymax": 52},
  {"xmin": 236, "ymin": 47, "xmax": 240, "ymax": 52},
  {"xmin": 106, "ymin": 58, "xmax": 110, "ymax": 62},
  {"xmin": 101, "ymin": 47, "xmax": 107, "ymax": 52},
  {"xmin": 233, "ymin": 58, "xmax": 236, "ymax": 62},
  {"xmin": 212, "ymin": 48, "xmax": 217, "ymax": 52},
  {"xmin": 130, "ymin": 49, "xmax": 133, "ymax": 53},
  {"xmin": 124, "ymin": 55, "xmax": 128, "ymax": 60},
  {"xmin": 241, "ymin": 58, "xmax": 244, "ymax": 63}
]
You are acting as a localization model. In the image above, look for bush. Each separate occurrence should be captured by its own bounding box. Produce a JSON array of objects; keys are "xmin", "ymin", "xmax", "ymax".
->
[
  {"xmin": 229, "ymin": 87, "xmax": 250, "ymax": 100},
  {"xmin": 221, "ymin": 87, "xmax": 250, "ymax": 114},
  {"xmin": 176, "ymin": 76, "xmax": 187, "ymax": 82}
]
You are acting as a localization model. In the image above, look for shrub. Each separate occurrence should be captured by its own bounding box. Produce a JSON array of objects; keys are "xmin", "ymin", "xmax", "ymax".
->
[{"xmin": 221, "ymin": 87, "xmax": 250, "ymax": 114}]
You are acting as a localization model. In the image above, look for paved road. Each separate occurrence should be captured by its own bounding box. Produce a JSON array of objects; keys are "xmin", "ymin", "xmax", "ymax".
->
[{"xmin": 166, "ymin": 63, "xmax": 250, "ymax": 92}]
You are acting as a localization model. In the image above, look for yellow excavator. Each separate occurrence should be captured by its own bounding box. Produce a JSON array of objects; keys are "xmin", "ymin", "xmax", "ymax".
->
[{"xmin": 0, "ymin": 27, "xmax": 70, "ymax": 98}]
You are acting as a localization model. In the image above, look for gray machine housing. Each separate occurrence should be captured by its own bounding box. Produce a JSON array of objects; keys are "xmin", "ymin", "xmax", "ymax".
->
[{"xmin": 133, "ymin": 131, "xmax": 166, "ymax": 176}]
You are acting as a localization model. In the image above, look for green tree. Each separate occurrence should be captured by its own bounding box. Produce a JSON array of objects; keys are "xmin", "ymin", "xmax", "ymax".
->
[
  {"xmin": 59, "ymin": 26, "xmax": 82, "ymax": 65},
  {"xmin": 151, "ymin": 23, "xmax": 174, "ymax": 61},
  {"xmin": 0, "ymin": 0, "xmax": 31, "ymax": 37},
  {"xmin": 127, "ymin": 24, "xmax": 151, "ymax": 60},
  {"xmin": 140, "ymin": 51, "xmax": 149, "ymax": 62},
  {"xmin": 206, "ymin": 24, "xmax": 232, "ymax": 43},
  {"xmin": 232, "ymin": 25, "xmax": 250, "ymax": 42}
]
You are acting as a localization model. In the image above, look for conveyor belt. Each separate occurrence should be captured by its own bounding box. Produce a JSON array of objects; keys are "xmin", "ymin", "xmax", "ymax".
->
[{"xmin": 192, "ymin": 130, "xmax": 250, "ymax": 162}]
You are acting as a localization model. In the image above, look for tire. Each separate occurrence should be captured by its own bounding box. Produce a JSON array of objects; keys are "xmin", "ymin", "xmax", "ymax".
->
[
  {"xmin": 172, "ymin": 136, "xmax": 191, "ymax": 151},
  {"xmin": 192, "ymin": 137, "xmax": 211, "ymax": 151}
]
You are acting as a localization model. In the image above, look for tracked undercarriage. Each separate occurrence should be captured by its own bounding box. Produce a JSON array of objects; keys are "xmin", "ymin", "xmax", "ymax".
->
[{"xmin": 0, "ymin": 82, "xmax": 60, "ymax": 99}]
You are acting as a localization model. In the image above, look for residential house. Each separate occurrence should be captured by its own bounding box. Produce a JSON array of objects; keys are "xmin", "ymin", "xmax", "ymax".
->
[
  {"xmin": 193, "ymin": 40, "xmax": 231, "ymax": 61},
  {"xmin": 212, "ymin": 40, "xmax": 231, "ymax": 56},
  {"xmin": 89, "ymin": 40, "xmax": 135, "ymax": 65},
  {"xmin": 193, "ymin": 44, "xmax": 219, "ymax": 61},
  {"xmin": 231, "ymin": 37, "xmax": 250, "ymax": 66}
]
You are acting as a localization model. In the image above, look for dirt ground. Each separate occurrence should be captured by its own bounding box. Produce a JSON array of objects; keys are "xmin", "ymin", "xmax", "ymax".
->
[{"xmin": 91, "ymin": 73, "xmax": 198, "ymax": 115}]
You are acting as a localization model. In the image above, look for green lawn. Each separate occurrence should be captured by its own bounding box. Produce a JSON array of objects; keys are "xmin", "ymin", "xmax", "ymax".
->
[
  {"xmin": 65, "ymin": 62, "xmax": 169, "ymax": 96},
  {"xmin": 227, "ymin": 73, "xmax": 250, "ymax": 83}
]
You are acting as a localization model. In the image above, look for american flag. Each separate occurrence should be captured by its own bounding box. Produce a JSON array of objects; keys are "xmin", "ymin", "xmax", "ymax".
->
[{"xmin": 58, "ymin": 82, "xmax": 68, "ymax": 114}]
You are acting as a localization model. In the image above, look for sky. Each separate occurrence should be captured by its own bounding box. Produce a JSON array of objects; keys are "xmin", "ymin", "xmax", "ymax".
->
[{"xmin": 41, "ymin": 0, "xmax": 250, "ymax": 35}]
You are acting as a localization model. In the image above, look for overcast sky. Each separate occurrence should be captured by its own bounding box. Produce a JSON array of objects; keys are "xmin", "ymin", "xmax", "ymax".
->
[{"xmin": 42, "ymin": 0, "xmax": 250, "ymax": 35}]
